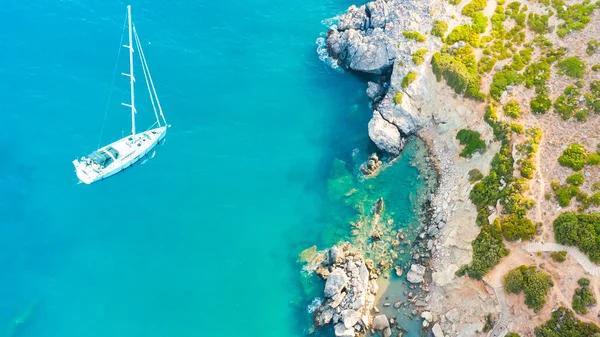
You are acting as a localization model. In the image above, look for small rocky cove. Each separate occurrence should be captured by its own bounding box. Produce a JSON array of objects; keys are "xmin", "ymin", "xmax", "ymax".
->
[{"xmin": 299, "ymin": 138, "xmax": 444, "ymax": 337}]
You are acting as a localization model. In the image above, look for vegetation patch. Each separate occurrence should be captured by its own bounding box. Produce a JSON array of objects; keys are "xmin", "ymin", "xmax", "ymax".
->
[
  {"xmin": 393, "ymin": 91, "xmax": 403, "ymax": 105},
  {"xmin": 558, "ymin": 57, "xmax": 586, "ymax": 78},
  {"xmin": 431, "ymin": 47, "xmax": 484, "ymax": 100},
  {"xmin": 550, "ymin": 251, "xmax": 567, "ymax": 262},
  {"xmin": 457, "ymin": 219, "xmax": 509, "ymax": 279},
  {"xmin": 554, "ymin": 212, "xmax": 600, "ymax": 264},
  {"xmin": 462, "ymin": 0, "xmax": 487, "ymax": 17},
  {"xmin": 553, "ymin": 0, "xmax": 599, "ymax": 38},
  {"xmin": 566, "ymin": 173, "xmax": 584, "ymax": 186},
  {"xmin": 403, "ymin": 31, "xmax": 427, "ymax": 42},
  {"xmin": 558, "ymin": 143, "xmax": 586, "ymax": 171},
  {"xmin": 587, "ymin": 40, "xmax": 600, "ymax": 55},
  {"xmin": 503, "ymin": 100, "xmax": 520, "ymax": 118},
  {"xmin": 572, "ymin": 278, "xmax": 596, "ymax": 314},
  {"xmin": 468, "ymin": 169, "xmax": 484, "ymax": 183},
  {"xmin": 503, "ymin": 265, "xmax": 553, "ymax": 312},
  {"xmin": 432, "ymin": 20, "xmax": 448, "ymax": 39},
  {"xmin": 401, "ymin": 72, "xmax": 417, "ymax": 88},
  {"xmin": 412, "ymin": 49, "xmax": 427, "ymax": 66},
  {"xmin": 456, "ymin": 129, "xmax": 486, "ymax": 158},
  {"xmin": 530, "ymin": 94, "xmax": 552, "ymax": 114},
  {"xmin": 535, "ymin": 307, "xmax": 600, "ymax": 336},
  {"xmin": 501, "ymin": 214, "xmax": 535, "ymax": 241}
]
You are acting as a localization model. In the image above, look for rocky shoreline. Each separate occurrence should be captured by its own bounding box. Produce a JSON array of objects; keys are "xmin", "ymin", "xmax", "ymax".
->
[{"xmin": 303, "ymin": 0, "xmax": 483, "ymax": 335}]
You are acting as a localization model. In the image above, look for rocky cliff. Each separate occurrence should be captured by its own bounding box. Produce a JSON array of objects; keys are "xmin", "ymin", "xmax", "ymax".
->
[{"xmin": 325, "ymin": 0, "xmax": 440, "ymax": 155}]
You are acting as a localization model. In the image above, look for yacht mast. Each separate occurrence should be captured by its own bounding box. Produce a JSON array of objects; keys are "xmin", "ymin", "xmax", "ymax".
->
[{"xmin": 121, "ymin": 5, "xmax": 136, "ymax": 135}]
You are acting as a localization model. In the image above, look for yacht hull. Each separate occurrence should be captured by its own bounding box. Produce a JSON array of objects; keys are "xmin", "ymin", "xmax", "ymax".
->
[{"xmin": 73, "ymin": 126, "xmax": 167, "ymax": 184}]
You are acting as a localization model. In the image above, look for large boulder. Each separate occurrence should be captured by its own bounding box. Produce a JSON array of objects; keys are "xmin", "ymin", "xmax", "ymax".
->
[
  {"xmin": 432, "ymin": 323, "xmax": 445, "ymax": 337},
  {"xmin": 372, "ymin": 314, "xmax": 391, "ymax": 337},
  {"xmin": 324, "ymin": 268, "xmax": 349, "ymax": 298},
  {"xmin": 327, "ymin": 28, "xmax": 395, "ymax": 74},
  {"xmin": 334, "ymin": 323, "xmax": 356, "ymax": 337},
  {"xmin": 342, "ymin": 309, "xmax": 362, "ymax": 328},
  {"xmin": 314, "ymin": 306, "xmax": 334, "ymax": 328},
  {"xmin": 368, "ymin": 111, "xmax": 404, "ymax": 155},
  {"xmin": 406, "ymin": 264, "xmax": 426, "ymax": 284}
]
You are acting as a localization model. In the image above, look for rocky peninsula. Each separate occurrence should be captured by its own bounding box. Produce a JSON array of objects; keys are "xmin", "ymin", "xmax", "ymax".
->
[{"xmin": 311, "ymin": 0, "xmax": 600, "ymax": 335}]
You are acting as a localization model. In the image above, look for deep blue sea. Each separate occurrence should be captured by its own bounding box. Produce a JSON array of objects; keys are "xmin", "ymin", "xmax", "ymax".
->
[{"xmin": 0, "ymin": 1, "xmax": 427, "ymax": 336}]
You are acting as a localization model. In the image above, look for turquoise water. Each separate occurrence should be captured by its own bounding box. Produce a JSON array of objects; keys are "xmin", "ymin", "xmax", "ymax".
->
[{"xmin": 0, "ymin": 1, "xmax": 427, "ymax": 336}]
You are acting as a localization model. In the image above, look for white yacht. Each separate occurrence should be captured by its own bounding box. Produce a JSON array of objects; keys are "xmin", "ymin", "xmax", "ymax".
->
[{"xmin": 73, "ymin": 5, "xmax": 170, "ymax": 184}]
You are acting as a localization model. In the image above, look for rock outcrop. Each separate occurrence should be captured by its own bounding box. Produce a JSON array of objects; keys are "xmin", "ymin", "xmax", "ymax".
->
[
  {"xmin": 406, "ymin": 263, "xmax": 426, "ymax": 284},
  {"xmin": 325, "ymin": 0, "xmax": 436, "ymax": 155},
  {"xmin": 360, "ymin": 153, "xmax": 383, "ymax": 175},
  {"xmin": 310, "ymin": 243, "xmax": 380, "ymax": 337}
]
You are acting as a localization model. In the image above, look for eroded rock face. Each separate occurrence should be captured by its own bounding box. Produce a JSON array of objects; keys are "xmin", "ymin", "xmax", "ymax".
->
[
  {"xmin": 368, "ymin": 111, "xmax": 404, "ymax": 155},
  {"xmin": 325, "ymin": 0, "xmax": 436, "ymax": 155},
  {"xmin": 309, "ymin": 244, "xmax": 380, "ymax": 337}
]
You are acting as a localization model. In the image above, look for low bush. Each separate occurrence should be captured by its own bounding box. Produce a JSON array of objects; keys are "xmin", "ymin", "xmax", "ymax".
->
[
  {"xmin": 501, "ymin": 214, "xmax": 536, "ymax": 241},
  {"xmin": 431, "ymin": 20, "xmax": 448, "ymax": 38},
  {"xmin": 431, "ymin": 51, "xmax": 484, "ymax": 100},
  {"xmin": 520, "ymin": 159, "xmax": 535, "ymax": 178},
  {"xmin": 412, "ymin": 49, "xmax": 427, "ymax": 66},
  {"xmin": 393, "ymin": 92, "xmax": 403, "ymax": 105},
  {"xmin": 401, "ymin": 72, "xmax": 417, "ymax": 88},
  {"xmin": 558, "ymin": 57, "xmax": 586, "ymax": 78},
  {"xmin": 469, "ymin": 169, "xmax": 484, "ymax": 183},
  {"xmin": 528, "ymin": 13, "xmax": 550, "ymax": 34},
  {"xmin": 462, "ymin": 219, "xmax": 510, "ymax": 279},
  {"xmin": 490, "ymin": 68, "xmax": 522, "ymax": 100},
  {"xmin": 471, "ymin": 12, "xmax": 489, "ymax": 33},
  {"xmin": 587, "ymin": 40, "xmax": 600, "ymax": 55},
  {"xmin": 446, "ymin": 24, "xmax": 480, "ymax": 47},
  {"xmin": 593, "ymin": 64, "xmax": 600, "ymax": 72},
  {"xmin": 534, "ymin": 306, "xmax": 600, "ymax": 336},
  {"xmin": 456, "ymin": 129, "xmax": 486, "ymax": 158},
  {"xmin": 558, "ymin": 143, "xmax": 586, "ymax": 171},
  {"xmin": 462, "ymin": 0, "xmax": 487, "ymax": 16},
  {"xmin": 566, "ymin": 173, "xmax": 584, "ymax": 186},
  {"xmin": 503, "ymin": 265, "xmax": 553, "ymax": 312},
  {"xmin": 572, "ymin": 277, "xmax": 597, "ymax": 314},
  {"xmin": 553, "ymin": 86, "xmax": 581, "ymax": 120},
  {"xmin": 554, "ymin": 212, "xmax": 600, "ymax": 264},
  {"xmin": 504, "ymin": 100, "xmax": 521, "ymax": 118},
  {"xmin": 478, "ymin": 56, "xmax": 497, "ymax": 73},
  {"xmin": 403, "ymin": 31, "xmax": 427, "ymax": 42},
  {"xmin": 550, "ymin": 251, "xmax": 567, "ymax": 262},
  {"xmin": 530, "ymin": 94, "xmax": 552, "ymax": 114},
  {"xmin": 587, "ymin": 153, "xmax": 600, "ymax": 165}
]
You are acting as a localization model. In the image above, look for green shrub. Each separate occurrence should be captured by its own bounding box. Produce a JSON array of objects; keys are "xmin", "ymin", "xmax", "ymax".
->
[
  {"xmin": 555, "ymin": 185, "xmax": 579, "ymax": 207},
  {"xmin": 506, "ymin": 334, "xmax": 521, "ymax": 337},
  {"xmin": 464, "ymin": 219, "xmax": 510, "ymax": 279},
  {"xmin": 504, "ymin": 100, "xmax": 521, "ymax": 118},
  {"xmin": 566, "ymin": 173, "xmax": 584, "ymax": 186},
  {"xmin": 511, "ymin": 123, "xmax": 524, "ymax": 134},
  {"xmin": 523, "ymin": 59, "xmax": 551, "ymax": 91},
  {"xmin": 550, "ymin": 251, "xmax": 567, "ymax": 262},
  {"xmin": 431, "ymin": 51, "xmax": 484, "ymax": 100},
  {"xmin": 534, "ymin": 307, "xmax": 600, "ymax": 336},
  {"xmin": 554, "ymin": 212, "xmax": 600, "ymax": 264},
  {"xmin": 503, "ymin": 265, "xmax": 553, "ymax": 312},
  {"xmin": 593, "ymin": 64, "xmax": 600, "ymax": 71},
  {"xmin": 432, "ymin": 20, "xmax": 449, "ymax": 38},
  {"xmin": 558, "ymin": 143, "xmax": 586, "ymax": 171},
  {"xmin": 572, "ymin": 278, "xmax": 596, "ymax": 314},
  {"xmin": 469, "ymin": 169, "xmax": 484, "ymax": 183},
  {"xmin": 446, "ymin": 24, "xmax": 480, "ymax": 47},
  {"xmin": 530, "ymin": 94, "xmax": 552, "ymax": 114},
  {"xmin": 528, "ymin": 13, "xmax": 550, "ymax": 34},
  {"xmin": 558, "ymin": 57, "xmax": 586, "ymax": 78},
  {"xmin": 502, "ymin": 214, "xmax": 536, "ymax": 241},
  {"xmin": 574, "ymin": 109, "xmax": 589, "ymax": 121},
  {"xmin": 478, "ymin": 56, "xmax": 497, "ymax": 73},
  {"xmin": 393, "ymin": 92, "xmax": 403, "ymax": 105},
  {"xmin": 587, "ymin": 40, "xmax": 600, "ymax": 55},
  {"xmin": 520, "ymin": 159, "xmax": 535, "ymax": 178},
  {"xmin": 587, "ymin": 153, "xmax": 600, "ymax": 165},
  {"xmin": 554, "ymin": 1, "xmax": 599, "ymax": 38},
  {"xmin": 456, "ymin": 129, "xmax": 486, "ymax": 158},
  {"xmin": 448, "ymin": 0, "xmax": 462, "ymax": 4},
  {"xmin": 412, "ymin": 49, "xmax": 427, "ymax": 66},
  {"xmin": 462, "ymin": 0, "xmax": 487, "ymax": 16},
  {"xmin": 490, "ymin": 68, "xmax": 523, "ymax": 100},
  {"xmin": 403, "ymin": 31, "xmax": 427, "ymax": 42},
  {"xmin": 554, "ymin": 86, "xmax": 581, "ymax": 120},
  {"xmin": 401, "ymin": 72, "xmax": 417, "ymax": 88},
  {"xmin": 471, "ymin": 12, "xmax": 489, "ymax": 33}
]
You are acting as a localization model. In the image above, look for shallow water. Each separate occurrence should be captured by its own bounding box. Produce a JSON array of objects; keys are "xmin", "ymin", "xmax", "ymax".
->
[{"xmin": 0, "ymin": 1, "xmax": 429, "ymax": 336}]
